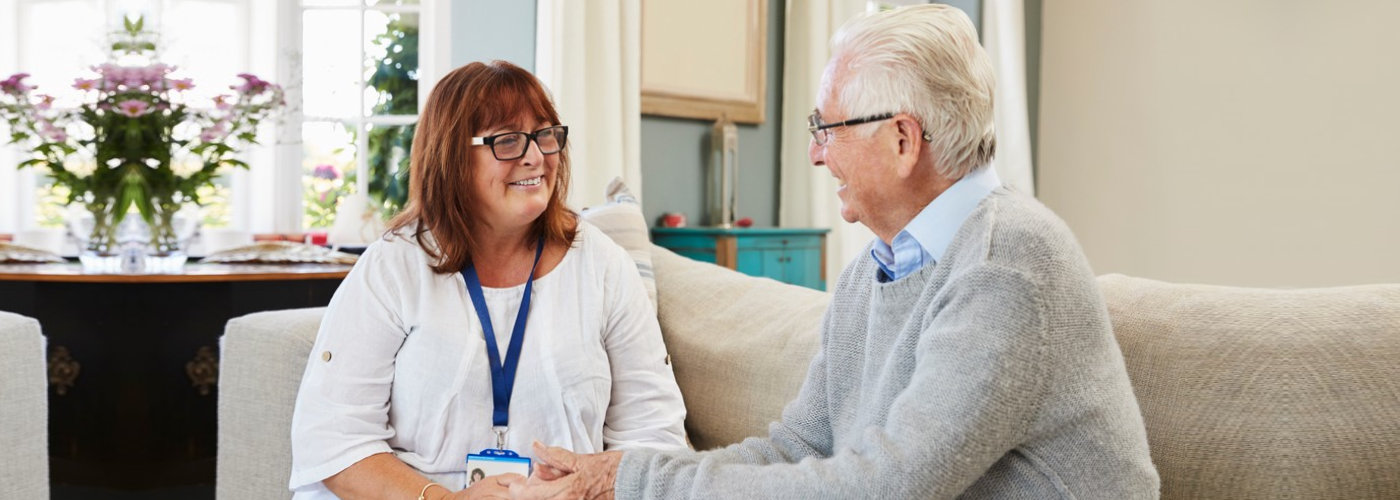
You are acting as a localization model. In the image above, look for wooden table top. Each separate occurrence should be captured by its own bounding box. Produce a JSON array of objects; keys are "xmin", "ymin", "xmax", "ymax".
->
[{"xmin": 0, "ymin": 262, "xmax": 353, "ymax": 283}]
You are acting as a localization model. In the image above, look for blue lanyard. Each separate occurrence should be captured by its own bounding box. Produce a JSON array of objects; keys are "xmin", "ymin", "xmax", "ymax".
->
[{"xmin": 461, "ymin": 236, "xmax": 544, "ymax": 432}]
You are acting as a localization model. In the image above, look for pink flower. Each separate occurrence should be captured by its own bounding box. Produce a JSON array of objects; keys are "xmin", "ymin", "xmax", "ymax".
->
[
  {"xmin": 312, "ymin": 164, "xmax": 340, "ymax": 180},
  {"xmin": 35, "ymin": 94, "xmax": 55, "ymax": 111},
  {"xmin": 213, "ymin": 94, "xmax": 233, "ymax": 111},
  {"xmin": 0, "ymin": 73, "xmax": 33, "ymax": 95},
  {"xmin": 73, "ymin": 78, "xmax": 99, "ymax": 91},
  {"xmin": 115, "ymin": 99, "xmax": 151, "ymax": 117},
  {"xmin": 38, "ymin": 119, "xmax": 66, "ymax": 142},
  {"xmin": 170, "ymin": 78, "xmax": 194, "ymax": 91},
  {"xmin": 199, "ymin": 121, "xmax": 228, "ymax": 142},
  {"xmin": 232, "ymin": 73, "xmax": 270, "ymax": 94}
]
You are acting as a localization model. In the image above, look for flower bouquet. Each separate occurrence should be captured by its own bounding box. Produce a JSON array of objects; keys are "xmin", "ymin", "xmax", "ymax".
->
[{"xmin": 0, "ymin": 16, "xmax": 284, "ymax": 269}]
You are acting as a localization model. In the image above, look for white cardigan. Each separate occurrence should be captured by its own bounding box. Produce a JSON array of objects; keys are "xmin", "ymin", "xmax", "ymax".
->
[{"xmin": 289, "ymin": 222, "xmax": 687, "ymax": 497}]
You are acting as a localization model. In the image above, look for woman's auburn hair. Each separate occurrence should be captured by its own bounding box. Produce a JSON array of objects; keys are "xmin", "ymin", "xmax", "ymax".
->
[{"xmin": 387, "ymin": 60, "xmax": 577, "ymax": 274}]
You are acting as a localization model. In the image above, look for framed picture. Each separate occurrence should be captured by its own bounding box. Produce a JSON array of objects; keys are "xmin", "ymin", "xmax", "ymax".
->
[{"xmin": 640, "ymin": 0, "xmax": 767, "ymax": 124}]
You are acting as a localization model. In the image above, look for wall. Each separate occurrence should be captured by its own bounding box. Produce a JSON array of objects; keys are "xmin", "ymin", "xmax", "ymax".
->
[
  {"xmin": 1038, "ymin": 1, "xmax": 1400, "ymax": 287},
  {"xmin": 450, "ymin": 0, "xmax": 535, "ymax": 69},
  {"xmin": 1024, "ymin": 0, "xmax": 1040, "ymax": 166},
  {"xmin": 639, "ymin": 0, "xmax": 785, "ymax": 227}
]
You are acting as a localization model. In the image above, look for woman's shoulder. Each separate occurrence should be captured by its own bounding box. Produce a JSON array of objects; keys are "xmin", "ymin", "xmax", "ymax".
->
[{"xmin": 571, "ymin": 219, "xmax": 633, "ymax": 265}]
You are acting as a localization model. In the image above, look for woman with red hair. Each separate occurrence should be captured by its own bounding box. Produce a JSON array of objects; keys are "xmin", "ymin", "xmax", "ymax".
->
[{"xmin": 288, "ymin": 60, "xmax": 687, "ymax": 500}]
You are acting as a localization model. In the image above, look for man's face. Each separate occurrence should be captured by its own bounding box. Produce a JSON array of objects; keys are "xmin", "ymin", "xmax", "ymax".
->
[{"xmin": 809, "ymin": 63, "xmax": 895, "ymax": 227}]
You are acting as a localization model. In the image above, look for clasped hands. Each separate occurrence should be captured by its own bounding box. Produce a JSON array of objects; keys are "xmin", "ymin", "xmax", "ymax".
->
[{"xmin": 469, "ymin": 441, "xmax": 622, "ymax": 500}]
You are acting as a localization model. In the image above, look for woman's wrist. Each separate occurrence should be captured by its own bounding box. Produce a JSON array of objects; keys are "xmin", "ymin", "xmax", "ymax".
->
[{"xmin": 418, "ymin": 481, "xmax": 449, "ymax": 500}]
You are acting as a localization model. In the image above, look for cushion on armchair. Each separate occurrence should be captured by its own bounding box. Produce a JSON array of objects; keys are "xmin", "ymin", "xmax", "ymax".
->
[
  {"xmin": 650, "ymin": 244, "xmax": 829, "ymax": 451},
  {"xmin": 1098, "ymin": 274, "xmax": 1400, "ymax": 500},
  {"xmin": 218, "ymin": 307, "xmax": 325, "ymax": 500},
  {"xmin": 0, "ymin": 311, "xmax": 48, "ymax": 500}
]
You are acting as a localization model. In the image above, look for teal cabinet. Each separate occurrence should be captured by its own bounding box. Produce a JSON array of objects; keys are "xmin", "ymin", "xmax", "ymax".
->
[{"xmin": 651, "ymin": 227, "xmax": 830, "ymax": 291}]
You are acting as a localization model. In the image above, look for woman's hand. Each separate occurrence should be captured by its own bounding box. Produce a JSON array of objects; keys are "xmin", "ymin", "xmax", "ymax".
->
[{"xmin": 442, "ymin": 473, "xmax": 524, "ymax": 499}]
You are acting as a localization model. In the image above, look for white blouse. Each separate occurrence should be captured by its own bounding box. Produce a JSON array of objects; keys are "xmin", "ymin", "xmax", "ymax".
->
[{"xmin": 289, "ymin": 222, "xmax": 688, "ymax": 498}]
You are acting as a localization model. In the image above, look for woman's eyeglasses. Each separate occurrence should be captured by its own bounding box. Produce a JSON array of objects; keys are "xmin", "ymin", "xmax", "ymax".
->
[{"xmin": 471, "ymin": 125, "xmax": 569, "ymax": 161}]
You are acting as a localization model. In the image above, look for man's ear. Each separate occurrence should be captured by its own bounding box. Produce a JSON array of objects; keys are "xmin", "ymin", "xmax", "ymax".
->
[{"xmin": 893, "ymin": 115, "xmax": 924, "ymax": 178}]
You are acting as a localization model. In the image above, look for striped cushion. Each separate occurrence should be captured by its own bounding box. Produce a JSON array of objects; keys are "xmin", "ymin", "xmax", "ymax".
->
[{"xmin": 579, "ymin": 177, "xmax": 657, "ymax": 311}]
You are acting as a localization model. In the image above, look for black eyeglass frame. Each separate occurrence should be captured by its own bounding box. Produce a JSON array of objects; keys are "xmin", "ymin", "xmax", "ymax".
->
[
  {"xmin": 807, "ymin": 110, "xmax": 895, "ymax": 146},
  {"xmin": 471, "ymin": 125, "xmax": 570, "ymax": 161}
]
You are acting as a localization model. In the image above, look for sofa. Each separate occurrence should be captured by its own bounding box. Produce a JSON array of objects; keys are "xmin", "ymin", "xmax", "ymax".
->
[
  {"xmin": 217, "ymin": 246, "xmax": 1400, "ymax": 499},
  {"xmin": 0, "ymin": 311, "xmax": 49, "ymax": 500}
]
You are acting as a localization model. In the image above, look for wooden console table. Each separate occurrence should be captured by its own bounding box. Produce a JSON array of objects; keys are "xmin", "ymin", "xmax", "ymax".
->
[{"xmin": 0, "ymin": 263, "xmax": 351, "ymax": 496}]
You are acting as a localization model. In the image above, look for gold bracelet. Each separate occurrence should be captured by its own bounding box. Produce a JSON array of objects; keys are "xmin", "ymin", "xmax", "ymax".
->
[{"xmin": 417, "ymin": 481, "xmax": 444, "ymax": 500}]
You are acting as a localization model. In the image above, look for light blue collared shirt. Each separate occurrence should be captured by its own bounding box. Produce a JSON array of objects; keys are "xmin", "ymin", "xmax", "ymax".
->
[{"xmin": 871, "ymin": 166, "xmax": 1002, "ymax": 281}]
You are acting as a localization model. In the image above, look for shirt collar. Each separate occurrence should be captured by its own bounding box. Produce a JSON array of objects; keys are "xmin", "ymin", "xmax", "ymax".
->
[{"xmin": 870, "ymin": 166, "xmax": 1002, "ymax": 280}]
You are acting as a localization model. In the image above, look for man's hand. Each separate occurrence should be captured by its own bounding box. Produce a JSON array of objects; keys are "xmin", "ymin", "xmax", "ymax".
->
[{"xmin": 508, "ymin": 442, "xmax": 623, "ymax": 500}]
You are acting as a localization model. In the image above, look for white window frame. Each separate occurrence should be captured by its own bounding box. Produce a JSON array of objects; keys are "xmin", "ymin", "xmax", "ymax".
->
[
  {"xmin": 274, "ymin": 0, "xmax": 451, "ymax": 233},
  {"xmin": 1, "ymin": 0, "xmax": 20, "ymax": 234}
]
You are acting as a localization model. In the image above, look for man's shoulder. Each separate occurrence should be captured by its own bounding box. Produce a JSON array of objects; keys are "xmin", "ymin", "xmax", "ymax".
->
[{"xmin": 945, "ymin": 188, "xmax": 1088, "ymax": 277}]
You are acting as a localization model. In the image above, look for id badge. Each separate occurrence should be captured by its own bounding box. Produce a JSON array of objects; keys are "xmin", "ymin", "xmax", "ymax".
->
[{"xmin": 465, "ymin": 448, "xmax": 532, "ymax": 484}]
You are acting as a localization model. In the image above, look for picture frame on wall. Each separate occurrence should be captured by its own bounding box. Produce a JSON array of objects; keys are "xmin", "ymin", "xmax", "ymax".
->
[{"xmin": 640, "ymin": 0, "xmax": 767, "ymax": 124}]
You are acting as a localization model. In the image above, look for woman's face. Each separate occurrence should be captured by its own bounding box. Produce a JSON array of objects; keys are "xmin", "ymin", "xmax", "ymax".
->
[{"xmin": 468, "ymin": 115, "xmax": 560, "ymax": 233}]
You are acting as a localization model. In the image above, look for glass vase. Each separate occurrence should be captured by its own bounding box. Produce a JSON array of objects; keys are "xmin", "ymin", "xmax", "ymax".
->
[
  {"xmin": 70, "ymin": 202, "xmax": 123, "ymax": 272},
  {"xmin": 143, "ymin": 203, "xmax": 199, "ymax": 272}
]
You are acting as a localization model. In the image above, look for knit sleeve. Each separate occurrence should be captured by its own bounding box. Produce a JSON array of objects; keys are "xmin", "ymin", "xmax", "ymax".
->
[{"xmin": 614, "ymin": 264, "xmax": 1050, "ymax": 499}]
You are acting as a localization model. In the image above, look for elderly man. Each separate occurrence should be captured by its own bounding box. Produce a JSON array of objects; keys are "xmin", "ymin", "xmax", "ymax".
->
[{"xmin": 512, "ymin": 4, "xmax": 1159, "ymax": 499}]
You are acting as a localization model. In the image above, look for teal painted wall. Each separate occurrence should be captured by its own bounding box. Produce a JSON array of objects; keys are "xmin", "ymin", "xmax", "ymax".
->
[
  {"xmin": 639, "ymin": 0, "xmax": 785, "ymax": 228},
  {"xmin": 451, "ymin": 0, "xmax": 535, "ymax": 70}
]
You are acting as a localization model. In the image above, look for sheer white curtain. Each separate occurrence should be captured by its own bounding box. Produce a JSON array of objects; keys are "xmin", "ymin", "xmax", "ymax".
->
[
  {"xmin": 778, "ymin": 0, "xmax": 870, "ymax": 284},
  {"xmin": 535, "ymin": 0, "xmax": 641, "ymax": 209},
  {"xmin": 982, "ymin": 0, "xmax": 1034, "ymax": 194}
]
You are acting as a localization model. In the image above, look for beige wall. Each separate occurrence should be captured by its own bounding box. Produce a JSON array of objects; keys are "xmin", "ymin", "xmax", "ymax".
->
[{"xmin": 1038, "ymin": 1, "xmax": 1400, "ymax": 287}]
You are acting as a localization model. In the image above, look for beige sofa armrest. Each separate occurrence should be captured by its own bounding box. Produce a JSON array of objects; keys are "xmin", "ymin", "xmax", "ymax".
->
[
  {"xmin": 217, "ymin": 307, "xmax": 324, "ymax": 500},
  {"xmin": 0, "ymin": 311, "xmax": 48, "ymax": 500},
  {"xmin": 1099, "ymin": 274, "xmax": 1400, "ymax": 499}
]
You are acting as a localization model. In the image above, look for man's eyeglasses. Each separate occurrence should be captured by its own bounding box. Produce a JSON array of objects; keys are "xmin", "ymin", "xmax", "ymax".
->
[
  {"xmin": 471, "ymin": 125, "xmax": 569, "ymax": 161},
  {"xmin": 807, "ymin": 109, "xmax": 894, "ymax": 146}
]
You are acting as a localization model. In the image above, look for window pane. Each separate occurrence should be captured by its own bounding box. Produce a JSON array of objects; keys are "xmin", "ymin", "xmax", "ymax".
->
[
  {"xmin": 21, "ymin": 2, "xmax": 105, "ymax": 111},
  {"xmin": 163, "ymin": 1, "xmax": 246, "ymax": 106},
  {"xmin": 196, "ymin": 178, "xmax": 233, "ymax": 228},
  {"xmin": 303, "ymin": 121, "xmax": 358, "ymax": 229},
  {"xmin": 364, "ymin": 123, "xmax": 413, "ymax": 216},
  {"xmin": 303, "ymin": 9, "xmax": 361, "ymax": 119},
  {"xmin": 302, "ymin": 0, "xmax": 359, "ymax": 6},
  {"xmin": 35, "ymin": 181, "xmax": 69, "ymax": 228},
  {"xmin": 364, "ymin": 11, "xmax": 419, "ymax": 116}
]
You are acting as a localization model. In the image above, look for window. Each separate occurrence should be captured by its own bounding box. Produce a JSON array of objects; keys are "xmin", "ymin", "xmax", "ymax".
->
[
  {"xmin": 1, "ymin": 0, "xmax": 256, "ymax": 233},
  {"xmin": 297, "ymin": 0, "xmax": 421, "ymax": 230},
  {"xmin": 0, "ymin": 0, "xmax": 450, "ymax": 237}
]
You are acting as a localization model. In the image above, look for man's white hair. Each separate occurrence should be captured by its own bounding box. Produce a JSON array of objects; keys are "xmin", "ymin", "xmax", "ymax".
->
[{"xmin": 829, "ymin": 4, "xmax": 996, "ymax": 180}]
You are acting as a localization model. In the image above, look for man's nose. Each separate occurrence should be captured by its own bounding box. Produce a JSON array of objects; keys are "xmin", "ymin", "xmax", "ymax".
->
[{"xmin": 809, "ymin": 139, "xmax": 825, "ymax": 167}]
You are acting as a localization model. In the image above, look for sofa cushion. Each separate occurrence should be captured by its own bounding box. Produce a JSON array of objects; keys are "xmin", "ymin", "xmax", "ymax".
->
[
  {"xmin": 218, "ymin": 307, "xmax": 324, "ymax": 500},
  {"xmin": 579, "ymin": 177, "xmax": 657, "ymax": 311},
  {"xmin": 1098, "ymin": 274, "xmax": 1400, "ymax": 500},
  {"xmin": 650, "ymin": 244, "xmax": 829, "ymax": 451},
  {"xmin": 0, "ymin": 311, "xmax": 49, "ymax": 500}
]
